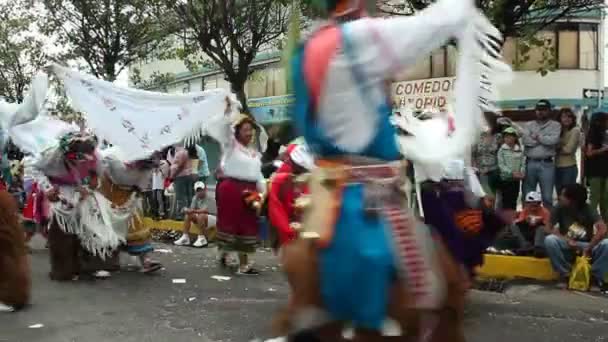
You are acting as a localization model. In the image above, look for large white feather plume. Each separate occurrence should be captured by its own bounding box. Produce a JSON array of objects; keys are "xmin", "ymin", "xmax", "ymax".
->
[{"xmin": 395, "ymin": 11, "xmax": 512, "ymax": 165}]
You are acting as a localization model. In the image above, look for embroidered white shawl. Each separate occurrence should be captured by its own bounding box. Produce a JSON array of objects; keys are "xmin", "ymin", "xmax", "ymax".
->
[{"xmin": 50, "ymin": 64, "xmax": 243, "ymax": 161}]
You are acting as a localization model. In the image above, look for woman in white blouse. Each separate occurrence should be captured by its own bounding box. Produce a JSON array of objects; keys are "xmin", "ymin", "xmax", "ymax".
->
[{"xmin": 216, "ymin": 115, "xmax": 265, "ymax": 275}]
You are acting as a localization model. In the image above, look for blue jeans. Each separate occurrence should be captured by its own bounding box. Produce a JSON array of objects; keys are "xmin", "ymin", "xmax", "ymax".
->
[
  {"xmin": 523, "ymin": 160, "xmax": 555, "ymax": 209},
  {"xmin": 544, "ymin": 235, "xmax": 608, "ymax": 282},
  {"xmin": 554, "ymin": 165, "xmax": 578, "ymax": 194}
]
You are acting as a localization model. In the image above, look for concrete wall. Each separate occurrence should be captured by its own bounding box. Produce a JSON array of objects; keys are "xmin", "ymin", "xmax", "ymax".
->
[{"xmin": 498, "ymin": 69, "xmax": 600, "ymax": 101}]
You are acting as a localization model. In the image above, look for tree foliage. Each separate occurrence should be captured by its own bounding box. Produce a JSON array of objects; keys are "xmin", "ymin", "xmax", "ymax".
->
[
  {"xmin": 129, "ymin": 67, "xmax": 176, "ymax": 92},
  {"xmin": 160, "ymin": 0, "xmax": 291, "ymax": 113},
  {"xmin": 41, "ymin": 0, "xmax": 172, "ymax": 82},
  {"xmin": 0, "ymin": 2, "xmax": 49, "ymax": 103},
  {"xmin": 46, "ymin": 84, "xmax": 85, "ymax": 125}
]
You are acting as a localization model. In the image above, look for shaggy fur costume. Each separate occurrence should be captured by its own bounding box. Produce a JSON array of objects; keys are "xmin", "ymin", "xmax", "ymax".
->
[{"xmin": 0, "ymin": 190, "xmax": 31, "ymax": 309}]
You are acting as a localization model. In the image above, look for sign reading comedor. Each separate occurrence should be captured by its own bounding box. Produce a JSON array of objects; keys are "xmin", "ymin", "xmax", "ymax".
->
[{"xmin": 392, "ymin": 77, "xmax": 456, "ymax": 111}]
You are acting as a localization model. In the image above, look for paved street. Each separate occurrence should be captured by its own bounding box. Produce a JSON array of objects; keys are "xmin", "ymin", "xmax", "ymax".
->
[{"xmin": 2, "ymin": 237, "xmax": 608, "ymax": 342}]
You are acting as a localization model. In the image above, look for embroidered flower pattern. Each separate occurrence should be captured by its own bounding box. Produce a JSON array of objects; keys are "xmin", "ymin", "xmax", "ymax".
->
[
  {"xmin": 139, "ymin": 133, "xmax": 151, "ymax": 149},
  {"xmin": 80, "ymin": 79, "xmax": 93, "ymax": 88},
  {"xmin": 121, "ymin": 118, "xmax": 135, "ymax": 133},
  {"xmin": 177, "ymin": 107, "xmax": 190, "ymax": 121},
  {"xmin": 160, "ymin": 125, "xmax": 171, "ymax": 135},
  {"xmin": 102, "ymin": 97, "xmax": 117, "ymax": 111},
  {"xmin": 193, "ymin": 95, "xmax": 206, "ymax": 103}
]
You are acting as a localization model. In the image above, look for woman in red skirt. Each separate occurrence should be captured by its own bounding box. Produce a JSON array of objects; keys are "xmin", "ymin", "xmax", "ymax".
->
[{"xmin": 216, "ymin": 115, "xmax": 265, "ymax": 275}]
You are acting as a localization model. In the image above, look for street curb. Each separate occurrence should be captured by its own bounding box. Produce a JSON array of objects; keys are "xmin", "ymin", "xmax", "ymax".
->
[
  {"xmin": 143, "ymin": 217, "xmax": 216, "ymax": 238},
  {"xmin": 477, "ymin": 254, "xmax": 558, "ymax": 281}
]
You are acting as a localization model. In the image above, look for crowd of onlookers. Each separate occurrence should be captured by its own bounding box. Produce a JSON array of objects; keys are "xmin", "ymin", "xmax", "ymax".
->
[
  {"xmin": 142, "ymin": 143, "xmax": 211, "ymax": 221},
  {"xmin": 476, "ymin": 100, "xmax": 608, "ymax": 292}
]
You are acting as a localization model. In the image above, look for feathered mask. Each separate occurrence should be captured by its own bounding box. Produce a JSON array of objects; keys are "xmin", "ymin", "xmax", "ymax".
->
[{"xmin": 59, "ymin": 132, "xmax": 98, "ymax": 161}]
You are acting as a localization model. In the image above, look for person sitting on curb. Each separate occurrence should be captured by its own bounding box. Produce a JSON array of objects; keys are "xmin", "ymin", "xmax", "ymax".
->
[
  {"xmin": 174, "ymin": 181, "xmax": 216, "ymax": 248},
  {"xmin": 511, "ymin": 191, "xmax": 550, "ymax": 257},
  {"xmin": 544, "ymin": 183, "xmax": 608, "ymax": 293}
]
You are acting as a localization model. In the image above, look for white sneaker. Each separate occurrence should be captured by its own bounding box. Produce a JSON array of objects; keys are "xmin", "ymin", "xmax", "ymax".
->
[
  {"xmin": 486, "ymin": 247, "xmax": 498, "ymax": 254},
  {"xmin": 0, "ymin": 302, "xmax": 15, "ymax": 312},
  {"xmin": 174, "ymin": 234, "xmax": 191, "ymax": 246},
  {"xmin": 193, "ymin": 235, "xmax": 208, "ymax": 248},
  {"xmin": 93, "ymin": 270, "xmax": 111, "ymax": 279}
]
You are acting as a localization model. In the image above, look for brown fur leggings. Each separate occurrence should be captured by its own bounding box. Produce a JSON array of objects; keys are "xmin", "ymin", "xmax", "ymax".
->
[
  {"xmin": 48, "ymin": 219, "xmax": 119, "ymax": 281},
  {"xmin": 276, "ymin": 239, "xmax": 468, "ymax": 342},
  {"xmin": 0, "ymin": 190, "xmax": 31, "ymax": 309}
]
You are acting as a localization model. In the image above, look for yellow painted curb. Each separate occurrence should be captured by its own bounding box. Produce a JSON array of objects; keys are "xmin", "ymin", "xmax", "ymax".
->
[
  {"xmin": 477, "ymin": 254, "xmax": 559, "ymax": 281},
  {"xmin": 143, "ymin": 217, "xmax": 217, "ymax": 239}
]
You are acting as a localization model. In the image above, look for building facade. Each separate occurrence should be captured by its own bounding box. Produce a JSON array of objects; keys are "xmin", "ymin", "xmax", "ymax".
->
[{"xmin": 392, "ymin": 9, "xmax": 605, "ymax": 121}]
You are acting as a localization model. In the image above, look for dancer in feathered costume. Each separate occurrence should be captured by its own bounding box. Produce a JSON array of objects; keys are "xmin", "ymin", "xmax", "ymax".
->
[
  {"xmin": 97, "ymin": 148, "xmax": 163, "ymax": 273},
  {"xmin": 417, "ymin": 158, "xmax": 509, "ymax": 278},
  {"xmin": 29, "ymin": 132, "xmax": 130, "ymax": 281},
  {"xmin": 1, "ymin": 75, "xmax": 130, "ymax": 281},
  {"xmin": 278, "ymin": 0, "xmax": 511, "ymax": 340},
  {"xmin": 405, "ymin": 109, "xmax": 509, "ymax": 277}
]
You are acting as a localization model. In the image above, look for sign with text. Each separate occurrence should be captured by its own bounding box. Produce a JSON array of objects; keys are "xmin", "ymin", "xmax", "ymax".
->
[
  {"xmin": 582, "ymin": 88, "xmax": 604, "ymax": 99},
  {"xmin": 248, "ymin": 95, "xmax": 294, "ymax": 124},
  {"xmin": 392, "ymin": 77, "xmax": 456, "ymax": 111}
]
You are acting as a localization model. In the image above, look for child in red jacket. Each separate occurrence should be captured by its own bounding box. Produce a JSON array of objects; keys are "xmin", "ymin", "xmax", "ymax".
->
[{"xmin": 268, "ymin": 145, "xmax": 314, "ymax": 251}]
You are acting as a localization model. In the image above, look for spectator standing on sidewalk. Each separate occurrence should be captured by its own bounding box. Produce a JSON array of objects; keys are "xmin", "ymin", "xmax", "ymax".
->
[
  {"xmin": 195, "ymin": 144, "xmax": 211, "ymax": 183},
  {"xmin": 169, "ymin": 144, "xmax": 195, "ymax": 220},
  {"xmin": 585, "ymin": 111, "xmax": 608, "ymax": 222},
  {"xmin": 555, "ymin": 108, "xmax": 581, "ymax": 193},
  {"xmin": 472, "ymin": 126, "xmax": 501, "ymax": 197},
  {"xmin": 497, "ymin": 127, "xmax": 524, "ymax": 210},
  {"xmin": 151, "ymin": 159, "xmax": 168, "ymax": 219},
  {"xmin": 522, "ymin": 100, "xmax": 561, "ymax": 209}
]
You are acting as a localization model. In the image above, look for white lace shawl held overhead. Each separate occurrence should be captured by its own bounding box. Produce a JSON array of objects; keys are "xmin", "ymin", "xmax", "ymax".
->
[{"xmin": 51, "ymin": 63, "xmax": 253, "ymax": 163}]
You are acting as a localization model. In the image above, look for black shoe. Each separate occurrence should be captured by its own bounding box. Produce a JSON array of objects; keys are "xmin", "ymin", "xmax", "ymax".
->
[
  {"xmin": 594, "ymin": 278, "xmax": 608, "ymax": 294},
  {"xmin": 516, "ymin": 246, "xmax": 534, "ymax": 256},
  {"xmin": 290, "ymin": 330, "xmax": 323, "ymax": 342},
  {"xmin": 237, "ymin": 267, "xmax": 260, "ymax": 275},
  {"xmin": 533, "ymin": 247, "xmax": 546, "ymax": 258},
  {"xmin": 219, "ymin": 255, "xmax": 229, "ymax": 268}
]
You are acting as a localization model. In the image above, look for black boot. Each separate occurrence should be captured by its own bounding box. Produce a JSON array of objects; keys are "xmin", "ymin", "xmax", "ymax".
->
[{"xmin": 289, "ymin": 330, "xmax": 324, "ymax": 342}]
